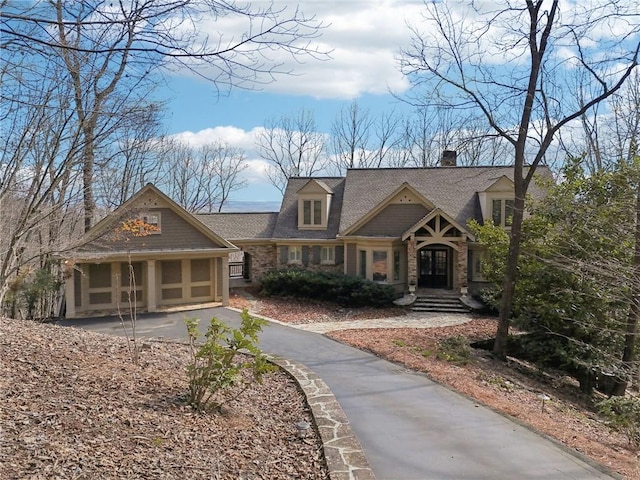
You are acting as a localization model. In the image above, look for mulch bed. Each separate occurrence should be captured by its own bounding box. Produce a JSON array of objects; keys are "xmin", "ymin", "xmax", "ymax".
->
[{"xmin": 0, "ymin": 317, "xmax": 328, "ymax": 480}]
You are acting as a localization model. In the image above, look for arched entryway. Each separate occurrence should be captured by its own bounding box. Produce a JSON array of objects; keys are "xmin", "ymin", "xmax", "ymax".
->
[{"xmin": 418, "ymin": 245, "xmax": 453, "ymax": 289}]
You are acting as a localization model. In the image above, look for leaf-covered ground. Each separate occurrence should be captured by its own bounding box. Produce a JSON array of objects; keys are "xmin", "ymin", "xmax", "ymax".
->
[
  {"xmin": 0, "ymin": 318, "xmax": 328, "ymax": 480},
  {"xmin": 236, "ymin": 290, "xmax": 640, "ymax": 480}
]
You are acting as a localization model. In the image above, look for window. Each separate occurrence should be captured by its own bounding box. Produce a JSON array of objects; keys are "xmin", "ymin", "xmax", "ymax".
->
[
  {"xmin": 393, "ymin": 250, "xmax": 400, "ymax": 281},
  {"xmin": 302, "ymin": 200, "xmax": 322, "ymax": 226},
  {"xmin": 288, "ymin": 246, "xmax": 302, "ymax": 264},
  {"xmin": 491, "ymin": 199, "xmax": 514, "ymax": 227},
  {"xmin": 359, "ymin": 250, "xmax": 367, "ymax": 278},
  {"xmin": 140, "ymin": 212, "xmax": 161, "ymax": 234},
  {"xmin": 505, "ymin": 200, "xmax": 514, "ymax": 226},
  {"xmin": 372, "ymin": 251, "xmax": 388, "ymax": 282},
  {"xmin": 321, "ymin": 246, "xmax": 335, "ymax": 264},
  {"xmin": 471, "ymin": 250, "xmax": 487, "ymax": 282}
]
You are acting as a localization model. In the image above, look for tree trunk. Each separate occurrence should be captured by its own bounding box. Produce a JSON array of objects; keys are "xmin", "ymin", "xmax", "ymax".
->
[
  {"xmin": 82, "ymin": 126, "xmax": 96, "ymax": 232},
  {"xmin": 620, "ymin": 175, "xmax": 640, "ymax": 393},
  {"xmin": 493, "ymin": 184, "xmax": 526, "ymax": 358}
]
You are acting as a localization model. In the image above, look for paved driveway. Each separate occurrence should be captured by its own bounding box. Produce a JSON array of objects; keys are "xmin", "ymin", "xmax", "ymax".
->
[{"xmin": 59, "ymin": 307, "xmax": 616, "ymax": 480}]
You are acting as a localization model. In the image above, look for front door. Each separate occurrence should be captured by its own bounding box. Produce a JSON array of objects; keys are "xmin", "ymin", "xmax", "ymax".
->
[{"xmin": 419, "ymin": 248, "xmax": 449, "ymax": 288}]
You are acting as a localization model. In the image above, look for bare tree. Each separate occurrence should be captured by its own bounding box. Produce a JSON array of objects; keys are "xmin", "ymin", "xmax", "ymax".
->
[
  {"xmin": 329, "ymin": 100, "xmax": 409, "ymax": 172},
  {"xmin": 154, "ymin": 138, "xmax": 247, "ymax": 212},
  {"xmin": 400, "ymin": 1, "xmax": 640, "ymax": 357},
  {"xmin": 255, "ymin": 109, "xmax": 328, "ymax": 193},
  {"xmin": 330, "ymin": 100, "xmax": 374, "ymax": 172},
  {"xmin": 94, "ymin": 103, "xmax": 165, "ymax": 209},
  {"xmin": 1, "ymin": 0, "xmax": 327, "ymax": 230},
  {"xmin": 562, "ymin": 70, "xmax": 640, "ymax": 173},
  {"xmin": 0, "ymin": 52, "xmax": 84, "ymax": 312}
]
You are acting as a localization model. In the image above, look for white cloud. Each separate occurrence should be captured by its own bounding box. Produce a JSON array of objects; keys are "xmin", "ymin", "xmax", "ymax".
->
[
  {"xmin": 169, "ymin": 126, "xmax": 276, "ymax": 191},
  {"xmin": 170, "ymin": 126, "xmax": 260, "ymax": 149},
  {"xmin": 170, "ymin": 1, "xmax": 423, "ymax": 100}
]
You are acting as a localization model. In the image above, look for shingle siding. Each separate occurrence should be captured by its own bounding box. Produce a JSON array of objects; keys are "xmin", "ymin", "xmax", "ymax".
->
[
  {"xmin": 353, "ymin": 204, "xmax": 430, "ymax": 237},
  {"xmin": 100, "ymin": 208, "xmax": 221, "ymax": 251}
]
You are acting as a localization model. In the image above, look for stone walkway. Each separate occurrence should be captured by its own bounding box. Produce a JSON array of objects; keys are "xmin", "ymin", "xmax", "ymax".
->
[{"xmin": 262, "ymin": 311, "xmax": 475, "ymax": 334}]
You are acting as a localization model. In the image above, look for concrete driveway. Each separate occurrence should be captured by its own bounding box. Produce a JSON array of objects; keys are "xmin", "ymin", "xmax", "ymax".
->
[{"xmin": 59, "ymin": 307, "xmax": 616, "ymax": 480}]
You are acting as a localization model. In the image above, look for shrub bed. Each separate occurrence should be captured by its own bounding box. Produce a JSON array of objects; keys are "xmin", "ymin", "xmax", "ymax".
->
[{"xmin": 260, "ymin": 269, "xmax": 399, "ymax": 308}]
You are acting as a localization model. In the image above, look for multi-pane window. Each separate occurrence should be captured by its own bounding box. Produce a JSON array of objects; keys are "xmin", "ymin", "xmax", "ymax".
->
[
  {"xmin": 141, "ymin": 212, "xmax": 161, "ymax": 234},
  {"xmin": 393, "ymin": 250, "xmax": 400, "ymax": 281},
  {"xmin": 372, "ymin": 251, "xmax": 388, "ymax": 282},
  {"xmin": 288, "ymin": 246, "xmax": 302, "ymax": 263},
  {"xmin": 491, "ymin": 199, "xmax": 514, "ymax": 227},
  {"xmin": 302, "ymin": 200, "xmax": 322, "ymax": 226},
  {"xmin": 321, "ymin": 246, "xmax": 335, "ymax": 264}
]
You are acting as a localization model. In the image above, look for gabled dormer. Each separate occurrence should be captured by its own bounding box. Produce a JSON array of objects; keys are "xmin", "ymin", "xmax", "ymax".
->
[
  {"xmin": 478, "ymin": 176, "xmax": 515, "ymax": 228},
  {"xmin": 297, "ymin": 179, "xmax": 333, "ymax": 230}
]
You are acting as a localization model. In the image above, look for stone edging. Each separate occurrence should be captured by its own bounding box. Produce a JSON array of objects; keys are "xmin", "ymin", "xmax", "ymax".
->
[
  {"xmin": 267, "ymin": 355, "xmax": 376, "ymax": 480},
  {"xmin": 148, "ymin": 330, "xmax": 376, "ymax": 480}
]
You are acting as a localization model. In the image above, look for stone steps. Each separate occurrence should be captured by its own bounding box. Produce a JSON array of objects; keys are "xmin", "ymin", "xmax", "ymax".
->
[{"xmin": 411, "ymin": 295, "xmax": 471, "ymax": 314}]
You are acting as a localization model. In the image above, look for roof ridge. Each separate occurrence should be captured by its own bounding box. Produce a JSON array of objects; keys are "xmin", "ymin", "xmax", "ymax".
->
[
  {"xmin": 346, "ymin": 165, "xmax": 523, "ymax": 172},
  {"xmin": 196, "ymin": 211, "xmax": 279, "ymax": 215}
]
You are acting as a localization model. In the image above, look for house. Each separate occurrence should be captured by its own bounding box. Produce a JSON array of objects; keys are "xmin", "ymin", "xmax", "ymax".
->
[
  {"xmin": 63, "ymin": 185, "xmax": 237, "ymax": 318},
  {"xmin": 63, "ymin": 152, "xmax": 550, "ymax": 318}
]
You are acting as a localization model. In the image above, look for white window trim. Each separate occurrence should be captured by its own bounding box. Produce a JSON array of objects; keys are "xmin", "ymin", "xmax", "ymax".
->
[
  {"xmin": 298, "ymin": 196, "xmax": 328, "ymax": 230},
  {"xmin": 288, "ymin": 245, "xmax": 302, "ymax": 264},
  {"xmin": 489, "ymin": 197, "xmax": 514, "ymax": 228},
  {"xmin": 141, "ymin": 211, "xmax": 162, "ymax": 234},
  {"xmin": 320, "ymin": 246, "xmax": 335, "ymax": 265}
]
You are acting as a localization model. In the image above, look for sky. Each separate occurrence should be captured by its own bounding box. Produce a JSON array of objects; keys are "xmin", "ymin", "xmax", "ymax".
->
[
  {"xmin": 160, "ymin": 1, "xmax": 426, "ymax": 208},
  {"xmin": 154, "ymin": 1, "xmax": 640, "ymax": 210}
]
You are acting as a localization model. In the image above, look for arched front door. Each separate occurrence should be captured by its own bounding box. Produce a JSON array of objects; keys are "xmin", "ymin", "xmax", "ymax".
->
[{"xmin": 418, "ymin": 247, "xmax": 451, "ymax": 288}]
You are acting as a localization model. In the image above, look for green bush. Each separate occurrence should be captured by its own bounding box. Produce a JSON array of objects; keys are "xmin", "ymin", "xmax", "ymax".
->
[
  {"xmin": 260, "ymin": 269, "xmax": 399, "ymax": 307},
  {"xmin": 436, "ymin": 336, "xmax": 472, "ymax": 365},
  {"xmin": 184, "ymin": 309, "xmax": 274, "ymax": 412},
  {"xmin": 597, "ymin": 396, "xmax": 640, "ymax": 447}
]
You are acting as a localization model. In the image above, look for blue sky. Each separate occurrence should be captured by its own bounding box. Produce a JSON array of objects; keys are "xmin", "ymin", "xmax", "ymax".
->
[
  {"xmin": 159, "ymin": 1, "xmax": 424, "ymax": 206},
  {"xmin": 156, "ymin": 1, "xmax": 640, "ymax": 208}
]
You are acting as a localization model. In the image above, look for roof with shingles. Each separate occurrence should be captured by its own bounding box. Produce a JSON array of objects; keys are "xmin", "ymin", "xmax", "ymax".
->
[
  {"xmin": 271, "ymin": 177, "xmax": 345, "ymax": 240},
  {"xmin": 338, "ymin": 166, "xmax": 551, "ymax": 234},
  {"xmin": 193, "ymin": 166, "xmax": 550, "ymax": 241},
  {"xmin": 196, "ymin": 212, "xmax": 279, "ymax": 241}
]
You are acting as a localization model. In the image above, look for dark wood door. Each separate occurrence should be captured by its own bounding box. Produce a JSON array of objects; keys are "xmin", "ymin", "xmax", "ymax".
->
[{"xmin": 419, "ymin": 249, "xmax": 449, "ymax": 288}]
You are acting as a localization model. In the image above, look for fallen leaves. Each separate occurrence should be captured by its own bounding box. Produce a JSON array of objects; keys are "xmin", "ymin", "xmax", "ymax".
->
[{"xmin": 0, "ymin": 318, "xmax": 328, "ymax": 480}]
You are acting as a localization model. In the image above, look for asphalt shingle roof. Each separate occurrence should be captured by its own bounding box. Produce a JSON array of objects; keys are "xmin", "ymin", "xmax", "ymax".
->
[
  {"xmin": 271, "ymin": 177, "xmax": 345, "ymax": 240},
  {"xmin": 196, "ymin": 212, "xmax": 279, "ymax": 241},
  {"xmin": 196, "ymin": 166, "xmax": 551, "ymax": 241},
  {"xmin": 338, "ymin": 166, "xmax": 551, "ymax": 234}
]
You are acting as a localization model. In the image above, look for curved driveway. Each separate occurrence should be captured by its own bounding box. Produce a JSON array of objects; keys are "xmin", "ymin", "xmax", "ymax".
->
[{"xmin": 60, "ymin": 307, "xmax": 616, "ymax": 480}]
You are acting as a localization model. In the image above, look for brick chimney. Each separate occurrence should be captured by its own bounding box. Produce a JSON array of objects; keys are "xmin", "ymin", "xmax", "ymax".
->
[{"xmin": 441, "ymin": 150, "xmax": 457, "ymax": 167}]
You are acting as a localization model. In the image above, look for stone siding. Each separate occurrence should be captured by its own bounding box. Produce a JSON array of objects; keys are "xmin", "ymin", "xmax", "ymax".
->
[
  {"xmin": 456, "ymin": 241, "xmax": 468, "ymax": 292},
  {"xmin": 407, "ymin": 237, "xmax": 417, "ymax": 287},
  {"xmin": 243, "ymin": 244, "xmax": 276, "ymax": 281}
]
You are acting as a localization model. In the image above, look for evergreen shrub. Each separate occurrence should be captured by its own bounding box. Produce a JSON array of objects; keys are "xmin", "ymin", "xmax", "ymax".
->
[{"xmin": 260, "ymin": 269, "xmax": 399, "ymax": 307}]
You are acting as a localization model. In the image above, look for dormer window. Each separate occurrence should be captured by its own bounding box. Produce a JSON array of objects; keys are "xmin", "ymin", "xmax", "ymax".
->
[
  {"xmin": 492, "ymin": 199, "xmax": 514, "ymax": 227},
  {"xmin": 303, "ymin": 200, "xmax": 322, "ymax": 226},
  {"xmin": 297, "ymin": 179, "xmax": 332, "ymax": 230}
]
